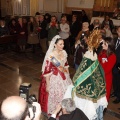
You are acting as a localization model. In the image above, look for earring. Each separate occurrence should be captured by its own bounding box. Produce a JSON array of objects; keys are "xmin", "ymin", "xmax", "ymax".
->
[{"xmin": 54, "ymin": 47, "xmax": 56, "ymax": 50}]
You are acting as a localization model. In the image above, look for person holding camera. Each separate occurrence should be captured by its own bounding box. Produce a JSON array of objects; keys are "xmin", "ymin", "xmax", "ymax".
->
[
  {"xmin": 0, "ymin": 96, "xmax": 41, "ymax": 120},
  {"xmin": 75, "ymin": 22, "xmax": 90, "ymax": 43},
  {"xmin": 73, "ymin": 22, "xmax": 90, "ymax": 70}
]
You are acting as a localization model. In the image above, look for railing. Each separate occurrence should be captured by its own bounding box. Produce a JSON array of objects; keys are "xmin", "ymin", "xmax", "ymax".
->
[{"xmin": 0, "ymin": 34, "xmax": 18, "ymax": 44}]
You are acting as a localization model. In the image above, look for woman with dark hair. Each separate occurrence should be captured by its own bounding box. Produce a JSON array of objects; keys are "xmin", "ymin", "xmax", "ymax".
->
[
  {"xmin": 17, "ymin": 17, "xmax": 28, "ymax": 52},
  {"xmin": 81, "ymin": 10, "xmax": 89, "ymax": 23},
  {"xmin": 39, "ymin": 35, "xmax": 72, "ymax": 116},
  {"xmin": 98, "ymin": 37, "xmax": 116, "ymax": 101},
  {"xmin": 9, "ymin": 19, "xmax": 18, "ymax": 35},
  {"xmin": 101, "ymin": 15, "xmax": 114, "ymax": 32},
  {"xmin": 44, "ymin": 13, "xmax": 51, "ymax": 24}
]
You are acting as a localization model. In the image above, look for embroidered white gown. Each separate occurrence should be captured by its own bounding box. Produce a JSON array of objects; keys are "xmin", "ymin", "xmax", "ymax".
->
[{"xmin": 39, "ymin": 50, "xmax": 72, "ymax": 114}]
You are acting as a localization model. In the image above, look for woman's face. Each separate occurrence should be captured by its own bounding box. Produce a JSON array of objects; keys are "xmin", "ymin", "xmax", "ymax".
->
[
  {"xmin": 55, "ymin": 40, "xmax": 64, "ymax": 51},
  {"xmin": 35, "ymin": 16, "xmax": 39, "ymax": 22},
  {"xmin": 82, "ymin": 23, "xmax": 88, "ymax": 30},
  {"xmin": 12, "ymin": 20, "xmax": 16, "ymax": 25},
  {"xmin": 82, "ymin": 25, "xmax": 87, "ymax": 30},
  {"xmin": 61, "ymin": 17, "xmax": 66, "ymax": 24},
  {"xmin": 51, "ymin": 17, "xmax": 56, "ymax": 23},
  {"xmin": 39, "ymin": 15, "xmax": 44, "ymax": 22},
  {"xmin": 30, "ymin": 17, "xmax": 34, "ymax": 22},
  {"xmin": 105, "ymin": 16, "xmax": 109, "ymax": 21},
  {"xmin": 102, "ymin": 40, "xmax": 108, "ymax": 50},
  {"xmin": 18, "ymin": 18, "xmax": 22, "ymax": 23}
]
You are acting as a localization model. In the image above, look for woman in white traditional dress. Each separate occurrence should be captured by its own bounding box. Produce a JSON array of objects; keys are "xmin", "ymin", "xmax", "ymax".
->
[
  {"xmin": 64, "ymin": 30, "xmax": 108, "ymax": 120},
  {"xmin": 39, "ymin": 35, "xmax": 72, "ymax": 115}
]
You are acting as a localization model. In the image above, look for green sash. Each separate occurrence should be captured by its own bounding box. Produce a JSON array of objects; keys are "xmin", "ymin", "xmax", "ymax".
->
[{"xmin": 74, "ymin": 60, "xmax": 99, "ymax": 88}]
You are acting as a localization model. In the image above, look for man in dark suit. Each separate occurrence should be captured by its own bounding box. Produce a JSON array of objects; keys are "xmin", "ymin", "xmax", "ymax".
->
[
  {"xmin": 49, "ymin": 98, "xmax": 88, "ymax": 120},
  {"xmin": 69, "ymin": 14, "xmax": 81, "ymax": 54},
  {"xmin": 112, "ymin": 26, "xmax": 120, "ymax": 104}
]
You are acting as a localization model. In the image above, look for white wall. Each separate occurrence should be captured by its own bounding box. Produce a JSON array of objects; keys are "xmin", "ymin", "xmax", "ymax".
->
[
  {"xmin": 44, "ymin": 0, "xmax": 58, "ymax": 12},
  {"xmin": 40, "ymin": 0, "xmax": 95, "ymax": 14},
  {"xmin": 39, "ymin": 0, "xmax": 44, "ymax": 13},
  {"xmin": 67, "ymin": 0, "xmax": 94, "ymax": 8},
  {"xmin": 39, "ymin": 0, "xmax": 64, "ymax": 13},
  {"xmin": 13, "ymin": 0, "xmax": 30, "ymax": 16},
  {"xmin": 38, "ymin": 0, "xmax": 95, "ymax": 14}
]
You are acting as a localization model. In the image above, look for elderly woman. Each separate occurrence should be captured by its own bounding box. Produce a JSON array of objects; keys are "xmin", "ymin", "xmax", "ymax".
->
[{"xmin": 76, "ymin": 22, "xmax": 90, "ymax": 42}]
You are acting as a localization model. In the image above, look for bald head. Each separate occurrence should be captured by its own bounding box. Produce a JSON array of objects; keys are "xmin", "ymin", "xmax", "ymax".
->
[{"xmin": 1, "ymin": 96, "xmax": 28, "ymax": 120}]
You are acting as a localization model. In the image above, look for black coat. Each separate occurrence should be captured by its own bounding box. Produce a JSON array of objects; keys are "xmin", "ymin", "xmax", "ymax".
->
[
  {"xmin": 70, "ymin": 21, "xmax": 81, "ymax": 38},
  {"xmin": 0, "ymin": 26, "xmax": 9, "ymax": 36},
  {"xmin": 74, "ymin": 44, "xmax": 87, "ymax": 65},
  {"xmin": 113, "ymin": 37, "xmax": 120, "ymax": 74},
  {"xmin": 39, "ymin": 20, "xmax": 48, "ymax": 39},
  {"xmin": 48, "ymin": 108, "xmax": 89, "ymax": 120}
]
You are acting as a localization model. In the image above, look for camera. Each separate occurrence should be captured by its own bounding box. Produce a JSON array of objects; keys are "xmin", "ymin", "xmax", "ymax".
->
[
  {"xmin": 19, "ymin": 83, "xmax": 37, "ymax": 119},
  {"xmin": 80, "ymin": 32, "xmax": 88, "ymax": 48},
  {"xmin": 80, "ymin": 32, "xmax": 85, "ymax": 41},
  {"xmin": 19, "ymin": 83, "xmax": 37, "ymax": 103},
  {"xmin": 80, "ymin": 32, "xmax": 85, "ymax": 45}
]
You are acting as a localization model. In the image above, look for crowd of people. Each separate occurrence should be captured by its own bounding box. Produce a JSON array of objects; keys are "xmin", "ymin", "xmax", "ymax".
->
[{"xmin": 0, "ymin": 10, "xmax": 120, "ymax": 120}]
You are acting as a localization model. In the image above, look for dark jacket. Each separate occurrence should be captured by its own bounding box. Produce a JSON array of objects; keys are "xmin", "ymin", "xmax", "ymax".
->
[
  {"xmin": 9, "ymin": 24, "xmax": 18, "ymax": 35},
  {"xmin": 74, "ymin": 44, "xmax": 87, "ymax": 65},
  {"xmin": 17, "ymin": 23, "xmax": 28, "ymax": 40},
  {"xmin": 0, "ymin": 26, "xmax": 9, "ymax": 36},
  {"xmin": 49, "ymin": 108, "xmax": 89, "ymax": 120},
  {"xmin": 70, "ymin": 21, "xmax": 81, "ymax": 38},
  {"xmin": 39, "ymin": 20, "xmax": 48, "ymax": 39},
  {"xmin": 113, "ymin": 37, "xmax": 120, "ymax": 74}
]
